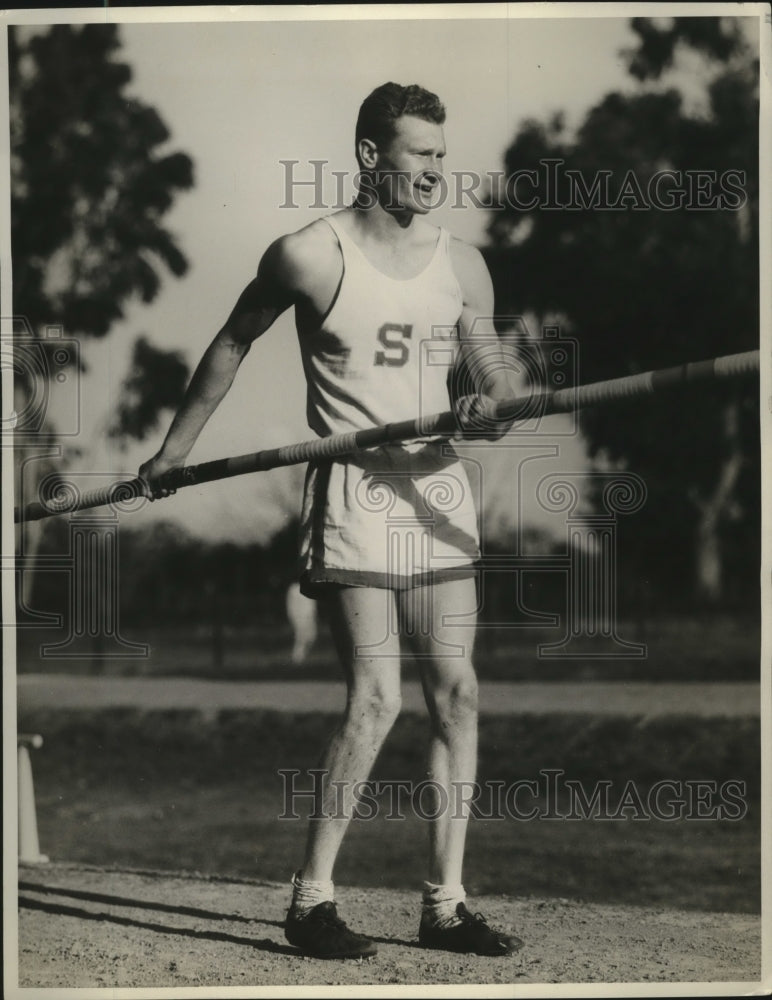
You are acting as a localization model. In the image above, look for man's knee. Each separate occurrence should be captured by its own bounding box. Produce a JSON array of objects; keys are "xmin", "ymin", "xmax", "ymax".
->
[
  {"xmin": 348, "ymin": 678, "xmax": 402, "ymax": 731},
  {"xmin": 431, "ymin": 671, "xmax": 479, "ymax": 727}
]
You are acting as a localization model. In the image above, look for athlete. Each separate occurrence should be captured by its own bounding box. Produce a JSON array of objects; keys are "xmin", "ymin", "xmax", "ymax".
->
[{"xmin": 139, "ymin": 82, "xmax": 522, "ymax": 960}]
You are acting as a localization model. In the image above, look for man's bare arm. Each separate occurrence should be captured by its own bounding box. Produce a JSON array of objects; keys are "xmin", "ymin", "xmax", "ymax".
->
[
  {"xmin": 138, "ymin": 236, "xmax": 303, "ymax": 492},
  {"xmin": 450, "ymin": 239, "xmax": 516, "ymax": 439}
]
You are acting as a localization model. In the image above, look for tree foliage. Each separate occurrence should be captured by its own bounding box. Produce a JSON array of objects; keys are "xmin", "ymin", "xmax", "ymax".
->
[
  {"xmin": 483, "ymin": 17, "xmax": 759, "ymax": 603},
  {"xmin": 9, "ymin": 23, "xmax": 194, "ymax": 350},
  {"xmin": 624, "ymin": 15, "xmax": 745, "ymax": 80},
  {"xmin": 10, "ymin": 23, "xmax": 194, "ymax": 602},
  {"xmin": 108, "ymin": 335, "xmax": 189, "ymax": 444}
]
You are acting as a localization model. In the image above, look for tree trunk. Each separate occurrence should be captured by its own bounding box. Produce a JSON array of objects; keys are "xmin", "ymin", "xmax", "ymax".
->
[{"xmin": 13, "ymin": 384, "xmax": 61, "ymax": 620}]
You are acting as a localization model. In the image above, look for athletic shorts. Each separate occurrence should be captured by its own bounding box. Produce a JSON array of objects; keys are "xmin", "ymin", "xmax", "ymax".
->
[{"xmin": 298, "ymin": 440, "xmax": 480, "ymax": 598}]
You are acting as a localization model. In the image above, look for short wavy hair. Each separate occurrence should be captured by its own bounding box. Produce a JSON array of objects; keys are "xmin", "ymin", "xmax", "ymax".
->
[{"xmin": 355, "ymin": 82, "xmax": 445, "ymax": 165}]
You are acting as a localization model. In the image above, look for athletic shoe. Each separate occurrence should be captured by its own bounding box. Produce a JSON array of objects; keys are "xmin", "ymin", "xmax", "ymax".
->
[
  {"xmin": 418, "ymin": 902, "xmax": 523, "ymax": 955},
  {"xmin": 285, "ymin": 901, "xmax": 378, "ymax": 959}
]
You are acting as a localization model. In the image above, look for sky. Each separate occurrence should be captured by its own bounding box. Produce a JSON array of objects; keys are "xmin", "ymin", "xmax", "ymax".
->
[{"xmin": 13, "ymin": 6, "xmax": 763, "ymax": 544}]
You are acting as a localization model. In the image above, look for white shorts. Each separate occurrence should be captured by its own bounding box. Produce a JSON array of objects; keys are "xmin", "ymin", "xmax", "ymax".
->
[{"xmin": 299, "ymin": 440, "xmax": 480, "ymax": 597}]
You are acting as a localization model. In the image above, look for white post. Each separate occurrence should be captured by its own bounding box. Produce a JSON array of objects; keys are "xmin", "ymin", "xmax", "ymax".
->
[{"xmin": 18, "ymin": 734, "xmax": 48, "ymax": 864}]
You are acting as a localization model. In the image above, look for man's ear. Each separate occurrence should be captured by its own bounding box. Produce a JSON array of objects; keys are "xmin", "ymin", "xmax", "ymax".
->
[{"xmin": 357, "ymin": 138, "xmax": 378, "ymax": 170}]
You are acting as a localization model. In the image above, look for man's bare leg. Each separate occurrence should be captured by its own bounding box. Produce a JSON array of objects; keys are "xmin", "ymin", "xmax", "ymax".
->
[
  {"xmin": 285, "ymin": 586, "xmax": 401, "ymax": 957},
  {"xmin": 399, "ymin": 576, "xmax": 478, "ymax": 887},
  {"xmin": 300, "ymin": 585, "xmax": 402, "ymax": 883},
  {"xmin": 399, "ymin": 576, "xmax": 521, "ymax": 954}
]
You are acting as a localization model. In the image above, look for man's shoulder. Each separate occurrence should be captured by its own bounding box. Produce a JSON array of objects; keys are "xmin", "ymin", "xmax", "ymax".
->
[
  {"xmin": 262, "ymin": 217, "xmax": 340, "ymax": 291},
  {"xmin": 447, "ymin": 234, "xmax": 491, "ymax": 288},
  {"xmin": 272, "ymin": 217, "xmax": 339, "ymax": 268},
  {"xmin": 447, "ymin": 233, "xmax": 485, "ymax": 266}
]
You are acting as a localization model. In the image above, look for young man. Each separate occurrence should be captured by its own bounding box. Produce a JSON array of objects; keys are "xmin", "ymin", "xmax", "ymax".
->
[{"xmin": 139, "ymin": 82, "xmax": 521, "ymax": 960}]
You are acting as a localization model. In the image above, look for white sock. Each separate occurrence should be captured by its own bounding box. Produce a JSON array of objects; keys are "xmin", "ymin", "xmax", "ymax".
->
[
  {"xmin": 422, "ymin": 881, "xmax": 466, "ymax": 928},
  {"xmin": 290, "ymin": 869, "xmax": 335, "ymax": 916}
]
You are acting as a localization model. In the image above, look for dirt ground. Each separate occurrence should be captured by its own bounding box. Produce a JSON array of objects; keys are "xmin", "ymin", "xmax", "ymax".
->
[{"xmin": 14, "ymin": 861, "xmax": 762, "ymax": 992}]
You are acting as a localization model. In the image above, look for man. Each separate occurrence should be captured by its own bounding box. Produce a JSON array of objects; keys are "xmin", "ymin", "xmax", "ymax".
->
[{"xmin": 139, "ymin": 82, "xmax": 521, "ymax": 960}]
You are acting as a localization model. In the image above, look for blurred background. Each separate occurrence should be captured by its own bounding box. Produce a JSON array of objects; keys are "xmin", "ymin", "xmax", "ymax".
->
[{"xmin": 8, "ymin": 10, "xmax": 762, "ymax": 915}]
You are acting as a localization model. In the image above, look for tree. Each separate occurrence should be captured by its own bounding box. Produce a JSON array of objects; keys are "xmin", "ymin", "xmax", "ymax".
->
[
  {"xmin": 10, "ymin": 23, "xmax": 193, "ymax": 350},
  {"xmin": 483, "ymin": 16, "xmax": 759, "ymax": 606},
  {"xmin": 108, "ymin": 336, "xmax": 189, "ymax": 445},
  {"xmin": 10, "ymin": 23, "xmax": 194, "ymax": 609}
]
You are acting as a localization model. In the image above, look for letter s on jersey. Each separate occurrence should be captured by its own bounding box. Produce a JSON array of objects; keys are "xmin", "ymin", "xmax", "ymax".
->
[{"xmin": 374, "ymin": 323, "xmax": 412, "ymax": 367}]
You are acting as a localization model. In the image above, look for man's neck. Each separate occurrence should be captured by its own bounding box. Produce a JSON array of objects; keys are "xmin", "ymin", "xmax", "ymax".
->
[{"xmin": 350, "ymin": 198, "xmax": 416, "ymax": 242}]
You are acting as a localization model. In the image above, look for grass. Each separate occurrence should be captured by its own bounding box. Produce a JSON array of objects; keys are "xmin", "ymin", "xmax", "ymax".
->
[{"xmin": 21, "ymin": 708, "xmax": 760, "ymax": 915}]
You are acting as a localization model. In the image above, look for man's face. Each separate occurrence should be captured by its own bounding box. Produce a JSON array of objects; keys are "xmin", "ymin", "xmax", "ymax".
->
[{"xmin": 373, "ymin": 114, "xmax": 446, "ymax": 215}]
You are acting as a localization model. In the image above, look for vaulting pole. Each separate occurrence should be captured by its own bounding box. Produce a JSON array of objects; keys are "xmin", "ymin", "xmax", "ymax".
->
[{"xmin": 13, "ymin": 349, "xmax": 759, "ymax": 524}]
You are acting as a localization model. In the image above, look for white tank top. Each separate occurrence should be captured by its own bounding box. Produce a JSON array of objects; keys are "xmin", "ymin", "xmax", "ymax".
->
[{"xmin": 297, "ymin": 214, "xmax": 464, "ymax": 436}]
